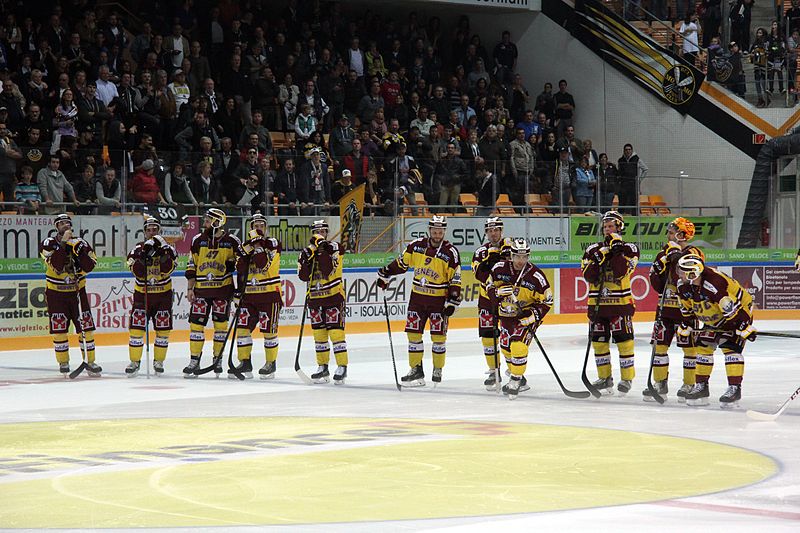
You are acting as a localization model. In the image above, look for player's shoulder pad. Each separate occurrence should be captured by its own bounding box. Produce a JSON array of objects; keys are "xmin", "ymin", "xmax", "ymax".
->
[
  {"xmin": 529, "ymin": 265, "xmax": 549, "ymax": 288},
  {"xmin": 624, "ymin": 242, "xmax": 639, "ymax": 254}
]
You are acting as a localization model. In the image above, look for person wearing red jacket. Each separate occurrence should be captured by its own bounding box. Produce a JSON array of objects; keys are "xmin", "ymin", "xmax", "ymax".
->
[{"xmin": 131, "ymin": 159, "xmax": 167, "ymax": 204}]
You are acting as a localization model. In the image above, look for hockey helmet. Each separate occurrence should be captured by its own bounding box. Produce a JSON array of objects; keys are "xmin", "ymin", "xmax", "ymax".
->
[
  {"xmin": 484, "ymin": 216, "xmax": 504, "ymax": 230},
  {"xmin": 677, "ymin": 253, "xmax": 705, "ymax": 281},
  {"xmin": 143, "ymin": 215, "xmax": 161, "ymax": 231},
  {"xmin": 602, "ymin": 210, "xmax": 625, "ymax": 231},
  {"xmin": 249, "ymin": 212, "xmax": 268, "ymax": 229},
  {"xmin": 311, "ymin": 219, "xmax": 329, "ymax": 233},
  {"xmin": 429, "ymin": 215, "xmax": 447, "ymax": 229},
  {"xmin": 205, "ymin": 207, "xmax": 227, "ymax": 229},
  {"xmin": 509, "ymin": 237, "xmax": 530, "ymax": 257},
  {"xmin": 53, "ymin": 213, "xmax": 72, "ymax": 228},
  {"xmin": 668, "ymin": 217, "xmax": 695, "ymax": 241}
]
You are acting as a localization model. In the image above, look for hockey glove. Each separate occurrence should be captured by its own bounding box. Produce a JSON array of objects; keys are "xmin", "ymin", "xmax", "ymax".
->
[
  {"xmin": 591, "ymin": 246, "xmax": 609, "ymax": 266},
  {"xmin": 377, "ymin": 267, "xmax": 390, "ymax": 290},
  {"xmin": 496, "ymin": 285, "xmax": 515, "ymax": 297},
  {"xmin": 605, "ymin": 233, "xmax": 624, "ymax": 254},
  {"xmin": 443, "ymin": 300, "xmax": 458, "ymax": 316},
  {"xmin": 664, "ymin": 241, "xmax": 682, "ymax": 261},
  {"xmin": 70, "ymin": 239, "xmax": 89, "ymax": 258},
  {"xmin": 232, "ymin": 290, "xmax": 242, "ymax": 309},
  {"xmin": 676, "ymin": 321, "xmax": 694, "ymax": 338},
  {"xmin": 518, "ymin": 307, "xmax": 541, "ymax": 327},
  {"xmin": 735, "ymin": 322, "xmax": 757, "ymax": 342}
]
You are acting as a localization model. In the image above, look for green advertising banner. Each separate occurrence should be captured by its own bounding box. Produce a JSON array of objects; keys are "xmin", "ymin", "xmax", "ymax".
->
[{"xmin": 570, "ymin": 216, "xmax": 727, "ymax": 253}]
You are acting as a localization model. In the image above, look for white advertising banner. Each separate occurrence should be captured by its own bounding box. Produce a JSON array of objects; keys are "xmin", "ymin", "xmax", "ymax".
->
[{"xmin": 403, "ymin": 217, "xmax": 569, "ymax": 251}]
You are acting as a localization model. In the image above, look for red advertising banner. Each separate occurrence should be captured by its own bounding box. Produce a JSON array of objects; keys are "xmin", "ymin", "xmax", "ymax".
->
[{"xmin": 559, "ymin": 266, "xmax": 660, "ymax": 314}]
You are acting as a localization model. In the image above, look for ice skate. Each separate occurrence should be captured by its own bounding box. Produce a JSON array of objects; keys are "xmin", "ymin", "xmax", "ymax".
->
[
  {"xmin": 259, "ymin": 361, "xmax": 276, "ymax": 380},
  {"xmin": 484, "ymin": 369, "xmax": 501, "ymax": 391},
  {"xmin": 592, "ymin": 376, "xmax": 614, "ymax": 395},
  {"xmin": 504, "ymin": 376, "xmax": 523, "ymax": 400},
  {"xmin": 183, "ymin": 356, "xmax": 200, "ymax": 378},
  {"xmin": 502, "ymin": 376, "xmax": 530, "ymax": 395},
  {"xmin": 86, "ymin": 362, "xmax": 102, "ymax": 377},
  {"xmin": 400, "ymin": 365, "xmax": 425, "ymax": 387},
  {"xmin": 229, "ymin": 358, "xmax": 253, "ymax": 379},
  {"xmin": 642, "ymin": 380, "xmax": 668, "ymax": 402},
  {"xmin": 153, "ymin": 360, "xmax": 164, "ymax": 374},
  {"xmin": 311, "ymin": 364, "xmax": 330, "ymax": 384},
  {"xmin": 212, "ymin": 356, "xmax": 223, "ymax": 377},
  {"xmin": 686, "ymin": 381, "xmax": 710, "ymax": 406},
  {"xmin": 676, "ymin": 383, "xmax": 692, "ymax": 403},
  {"xmin": 333, "ymin": 365, "xmax": 347, "ymax": 385},
  {"xmin": 719, "ymin": 385, "xmax": 742, "ymax": 409},
  {"xmin": 125, "ymin": 360, "xmax": 140, "ymax": 378},
  {"xmin": 59, "ymin": 362, "xmax": 70, "ymax": 377},
  {"xmin": 432, "ymin": 367, "xmax": 442, "ymax": 386},
  {"xmin": 617, "ymin": 379, "xmax": 633, "ymax": 396}
]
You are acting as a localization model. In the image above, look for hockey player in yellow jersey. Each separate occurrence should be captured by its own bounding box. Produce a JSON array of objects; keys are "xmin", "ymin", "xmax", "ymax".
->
[
  {"xmin": 39, "ymin": 213, "xmax": 100, "ymax": 376},
  {"xmin": 487, "ymin": 238, "xmax": 553, "ymax": 399},
  {"xmin": 298, "ymin": 219, "xmax": 349, "ymax": 384},
  {"xmin": 471, "ymin": 217, "xmax": 512, "ymax": 390},
  {"xmin": 377, "ymin": 215, "xmax": 462, "ymax": 386},
  {"xmin": 676, "ymin": 254, "xmax": 754, "ymax": 408},
  {"xmin": 795, "ymin": 248, "xmax": 800, "ymax": 271},
  {"xmin": 126, "ymin": 216, "xmax": 177, "ymax": 377},
  {"xmin": 644, "ymin": 217, "xmax": 704, "ymax": 402},
  {"xmin": 231, "ymin": 213, "xmax": 283, "ymax": 379},
  {"xmin": 184, "ymin": 208, "xmax": 241, "ymax": 377},
  {"xmin": 581, "ymin": 210, "xmax": 640, "ymax": 395}
]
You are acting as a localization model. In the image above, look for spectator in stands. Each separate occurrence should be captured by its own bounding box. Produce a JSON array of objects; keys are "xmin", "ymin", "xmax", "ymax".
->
[
  {"xmin": 366, "ymin": 41, "xmax": 388, "ymax": 79},
  {"xmin": 37, "ymin": 155, "xmax": 78, "ymax": 214},
  {"xmin": 274, "ymin": 158, "xmax": 300, "ymax": 215},
  {"xmin": 558, "ymin": 125, "xmax": 583, "ymax": 163},
  {"xmin": 95, "ymin": 167, "xmax": 121, "ymax": 214},
  {"xmin": 515, "ymin": 109, "xmax": 537, "ymax": 144},
  {"xmin": 342, "ymin": 137, "xmax": 375, "ymax": 186},
  {"xmin": 253, "ymin": 66, "xmax": 281, "ymax": 131},
  {"xmin": 788, "ymin": 0, "xmax": 800, "ymax": 35},
  {"xmin": 168, "ymin": 69, "xmax": 191, "ymax": 116},
  {"xmin": 20, "ymin": 127, "xmax": 47, "ymax": 173},
  {"xmin": 534, "ymin": 83, "xmax": 555, "ymax": 121},
  {"xmin": 702, "ymin": 0, "xmax": 722, "ymax": 48},
  {"xmin": 434, "ymin": 141, "xmax": 467, "ymax": 213},
  {"xmin": 15, "ymin": 166, "xmax": 40, "ymax": 214},
  {"xmin": 478, "ymin": 124, "xmax": 507, "ymax": 175},
  {"xmin": 95, "ymin": 65, "xmax": 118, "ymax": 105},
  {"xmin": 358, "ymin": 127, "xmax": 382, "ymax": 160},
  {"xmin": 330, "ymin": 114, "xmax": 356, "ymax": 161},
  {"xmin": 176, "ymin": 110, "xmax": 220, "ymax": 159},
  {"xmin": 553, "ymin": 79, "xmax": 575, "ymax": 138},
  {"xmin": 214, "ymin": 97, "xmax": 243, "ymax": 146},
  {"xmin": 345, "ymin": 37, "xmax": 367, "ymax": 85},
  {"xmin": 461, "ymin": 128, "xmax": 483, "ymax": 187},
  {"xmin": 475, "ymin": 163, "xmax": 498, "ymax": 216},
  {"xmin": 493, "ymin": 31, "xmax": 518, "ymax": 86},
  {"xmin": 572, "ymin": 156, "xmax": 596, "ymax": 213},
  {"xmin": 53, "ymin": 88, "xmax": 78, "ymax": 148},
  {"xmin": 0, "ymin": 122, "xmax": 21, "ymax": 206},
  {"xmin": 410, "ymin": 106, "xmax": 435, "ymax": 137},
  {"xmin": 239, "ymin": 109, "xmax": 273, "ymax": 156},
  {"xmin": 73, "ymin": 163, "xmax": 97, "ymax": 214},
  {"xmin": 510, "ymin": 126, "xmax": 537, "ymax": 196},
  {"xmin": 24, "ymin": 104, "xmax": 48, "ymax": 141},
  {"xmin": 131, "ymin": 159, "xmax": 167, "ymax": 206},
  {"xmin": 77, "ymin": 82, "xmax": 111, "ymax": 133},
  {"xmin": 294, "ymin": 103, "xmax": 317, "ymax": 154},
  {"xmin": 299, "ymin": 79, "xmax": 330, "ymax": 127},
  {"xmin": 357, "ymin": 80, "xmax": 385, "ymax": 125},
  {"xmin": 617, "ymin": 143, "xmax": 648, "ymax": 214},
  {"xmin": 597, "ymin": 153, "xmax": 618, "ymax": 211},
  {"xmin": 192, "ymin": 160, "xmax": 221, "ymax": 205},
  {"xmin": 455, "ymin": 94, "xmax": 476, "ymax": 129},
  {"xmin": 299, "ymin": 146, "xmax": 330, "ymax": 215},
  {"xmin": 331, "ymin": 168, "xmax": 356, "ymax": 215},
  {"xmin": 549, "ymin": 146, "xmax": 573, "ymax": 212},
  {"xmin": 679, "ymin": 13, "xmax": 701, "ymax": 65}
]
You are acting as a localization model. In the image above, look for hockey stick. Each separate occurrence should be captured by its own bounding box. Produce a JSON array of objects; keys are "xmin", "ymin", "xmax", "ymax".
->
[
  {"xmin": 383, "ymin": 295, "xmax": 401, "ymax": 391},
  {"xmin": 746, "ymin": 385, "xmax": 800, "ymax": 421},
  {"xmin": 69, "ymin": 256, "xmax": 89, "ymax": 379},
  {"xmin": 700, "ymin": 329, "xmax": 800, "ymax": 339},
  {"xmin": 580, "ymin": 266, "xmax": 604, "ymax": 398},
  {"xmin": 492, "ymin": 308, "xmax": 501, "ymax": 394},
  {"xmin": 193, "ymin": 308, "xmax": 239, "ymax": 375},
  {"xmin": 533, "ymin": 332, "xmax": 591, "ymax": 399},
  {"xmin": 293, "ymin": 258, "xmax": 315, "ymax": 385},
  {"xmin": 144, "ymin": 263, "xmax": 151, "ymax": 379},
  {"xmin": 644, "ymin": 269, "xmax": 672, "ymax": 404},
  {"xmin": 226, "ymin": 259, "xmax": 253, "ymax": 381}
]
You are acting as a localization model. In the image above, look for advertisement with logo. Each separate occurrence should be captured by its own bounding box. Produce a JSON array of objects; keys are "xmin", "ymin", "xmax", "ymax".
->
[
  {"xmin": 731, "ymin": 266, "xmax": 800, "ymax": 310},
  {"xmin": 569, "ymin": 216, "xmax": 726, "ymax": 253},
  {"xmin": 403, "ymin": 217, "xmax": 569, "ymax": 251},
  {"xmin": 559, "ymin": 266, "xmax": 659, "ymax": 314}
]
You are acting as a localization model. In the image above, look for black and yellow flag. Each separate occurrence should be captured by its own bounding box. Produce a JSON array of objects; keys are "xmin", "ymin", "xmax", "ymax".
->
[{"xmin": 339, "ymin": 184, "xmax": 365, "ymax": 253}]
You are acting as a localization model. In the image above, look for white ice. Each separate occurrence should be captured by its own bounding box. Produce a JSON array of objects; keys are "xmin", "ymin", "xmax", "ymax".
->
[{"xmin": 1, "ymin": 320, "xmax": 799, "ymax": 532}]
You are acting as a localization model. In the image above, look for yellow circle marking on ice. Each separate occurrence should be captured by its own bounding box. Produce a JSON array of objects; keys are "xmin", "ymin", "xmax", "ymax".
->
[{"xmin": 0, "ymin": 417, "xmax": 775, "ymax": 528}]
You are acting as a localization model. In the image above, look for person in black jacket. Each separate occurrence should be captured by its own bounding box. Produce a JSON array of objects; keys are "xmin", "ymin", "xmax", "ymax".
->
[
  {"xmin": 298, "ymin": 147, "xmax": 330, "ymax": 215},
  {"xmin": 597, "ymin": 153, "xmax": 618, "ymax": 212},
  {"xmin": 273, "ymin": 158, "xmax": 300, "ymax": 215}
]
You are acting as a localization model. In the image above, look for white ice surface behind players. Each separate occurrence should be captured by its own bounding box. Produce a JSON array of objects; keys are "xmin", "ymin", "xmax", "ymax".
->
[{"xmin": 0, "ymin": 320, "xmax": 798, "ymax": 532}]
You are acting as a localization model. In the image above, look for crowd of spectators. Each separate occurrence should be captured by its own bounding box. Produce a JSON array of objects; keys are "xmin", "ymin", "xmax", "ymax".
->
[{"xmin": 0, "ymin": 0, "xmax": 646, "ymax": 216}]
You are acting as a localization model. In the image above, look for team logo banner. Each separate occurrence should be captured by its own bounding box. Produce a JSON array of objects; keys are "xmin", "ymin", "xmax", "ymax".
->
[
  {"xmin": 572, "ymin": 0, "xmax": 705, "ymax": 113},
  {"xmin": 339, "ymin": 184, "xmax": 365, "ymax": 253}
]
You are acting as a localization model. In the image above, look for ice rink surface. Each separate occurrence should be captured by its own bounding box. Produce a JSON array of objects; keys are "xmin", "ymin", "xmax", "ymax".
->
[{"xmin": 1, "ymin": 320, "xmax": 798, "ymax": 532}]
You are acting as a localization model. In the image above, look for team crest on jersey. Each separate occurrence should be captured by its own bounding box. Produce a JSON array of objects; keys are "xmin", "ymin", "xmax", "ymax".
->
[
  {"xmin": 154, "ymin": 310, "xmax": 171, "ymax": 328},
  {"xmin": 50, "ymin": 313, "xmax": 68, "ymax": 332},
  {"xmin": 212, "ymin": 299, "xmax": 228, "ymax": 314},
  {"xmin": 430, "ymin": 313, "xmax": 444, "ymax": 333},
  {"xmin": 309, "ymin": 308, "xmax": 323, "ymax": 325},
  {"xmin": 131, "ymin": 309, "xmax": 147, "ymax": 328},
  {"xmin": 237, "ymin": 307, "xmax": 251, "ymax": 327},
  {"xmin": 192, "ymin": 299, "xmax": 208, "ymax": 315},
  {"xmin": 479, "ymin": 308, "xmax": 493, "ymax": 329},
  {"xmin": 406, "ymin": 311, "xmax": 421, "ymax": 330},
  {"xmin": 79, "ymin": 310, "xmax": 94, "ymax": 330},
  {"xmin": 259, "ymin": 312, "xmax": 270, "ymax": 330},
  {"xmin": 325, "ymin": 307, "xmax": 340, "ymax": 325}
]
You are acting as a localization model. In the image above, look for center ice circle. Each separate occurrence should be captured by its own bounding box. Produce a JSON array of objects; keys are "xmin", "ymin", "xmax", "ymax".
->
[{"xmin": 0, "ymin": 417, "xmax": 775, "ymax": 528}]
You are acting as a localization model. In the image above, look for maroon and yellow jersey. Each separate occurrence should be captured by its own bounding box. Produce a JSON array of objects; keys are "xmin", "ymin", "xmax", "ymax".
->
[
  {"xmin": 385, "ymin": 237, "xmax": 462, "ymax": 309},
  {"xmin": 471, "ymin": 237, "xmax": 513, "ymax": 309},
  {"xmin": 581, "ymin": 240, "xmax": 640, "ymax": 317},
  {"xmin": 39, "ymin": 236, "xmax": 97, "ymax": 292},
  {"xmin": 488, "ymin": 260, "xmax": 553, "ymax": 321},
  {"xmin": 185, "ymin": 229, "xmax": 241, "ymax": 297},
  {"xmin": 298, "ymin": 240, "xmax": 344, "ymax": 306},
  {"xmin": 677, "ymin": 267, "xmax": 753, "ymax": 330},
  {"xmin": 237, "ymin": 236, "xmax": 282, "ymax": 303},
  {"xmin": 127, "ymin": 239, "xmax": 177, "ymax": 295},
  {"xmin": 649, "ymin": 244, "xmax": 704, "ymax": 321}
]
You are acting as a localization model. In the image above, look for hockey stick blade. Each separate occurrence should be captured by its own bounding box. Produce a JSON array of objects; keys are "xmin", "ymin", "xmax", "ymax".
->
[
  {"xmin": 68, "ymin": 362, "xmax": 87, "ymax": 379},
  {"xmin": 746, "ymin": 385, "xmax": 800, "ymax": 421},
  {"xmin": 534, "ymin": 334, "xmax": 590, "ymax": 399},
  {"xmin": 295, "ymin": 363, "xmax": 313, "ymax": 385}
]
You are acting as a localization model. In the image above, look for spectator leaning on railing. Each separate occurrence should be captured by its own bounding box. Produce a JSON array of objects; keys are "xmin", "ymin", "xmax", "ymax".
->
[
  {"xmin": 131, "ymin": 159, "xmax": 167, "ymax": 206},
  {"xmin": 37, "ymin": 155, "xmax": 78, "ymax": 214},
  {"xmin": 95, "ymin": 167, "xmax": 122, "ymax": 214}
]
